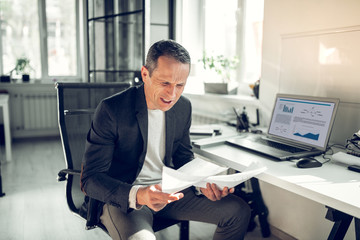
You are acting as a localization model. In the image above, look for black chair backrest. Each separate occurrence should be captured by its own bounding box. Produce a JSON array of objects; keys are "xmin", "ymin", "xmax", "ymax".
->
[{"xmin": 56, "ymin": 82, "xmax": 131, "ymax": 214}]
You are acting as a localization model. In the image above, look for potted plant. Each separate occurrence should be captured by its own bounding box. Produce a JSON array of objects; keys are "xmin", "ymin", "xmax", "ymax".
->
[
  {"xmin": 10, "ymin": 57, "xmax": 33, "ymax": 82},
  {"xmin": 200, "ymin": 52, "xmax": 239, "ymax": 94}
]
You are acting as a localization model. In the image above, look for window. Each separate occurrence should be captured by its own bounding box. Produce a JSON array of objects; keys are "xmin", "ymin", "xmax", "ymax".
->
[
  {"xmin": 46, "ymin": 0, "xmax": 78, "ymax": 77},
  {"xmin": 0, "ymin": 0, "xmax": 79, "ymax": 81},
  {"xmin": 178, "ymin": 0, "xmax": 264, "ymax": 94},
  {"xmin": 0, "ymin": 0, "xmax": 41, "ymax": 78}
]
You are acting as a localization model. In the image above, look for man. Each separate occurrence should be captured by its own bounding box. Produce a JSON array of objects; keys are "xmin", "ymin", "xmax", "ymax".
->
[{"xmin": 81, "ymin": 40, "xmax": 251, "ymax": 240}]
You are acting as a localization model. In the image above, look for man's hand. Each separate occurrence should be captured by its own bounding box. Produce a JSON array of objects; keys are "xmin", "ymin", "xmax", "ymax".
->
[
  {"xmin": 137, "ymin": 184, "xmax": 184, "ymax": 212},
  {"xmin": 200, "ymin": 183, "xmax": 234, "ymax": 201}
]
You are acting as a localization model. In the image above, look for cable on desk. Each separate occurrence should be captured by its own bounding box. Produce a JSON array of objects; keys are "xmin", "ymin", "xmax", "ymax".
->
[{"xmin": 321, "ymin": 144, "xmax": 347, "ymax": 164}]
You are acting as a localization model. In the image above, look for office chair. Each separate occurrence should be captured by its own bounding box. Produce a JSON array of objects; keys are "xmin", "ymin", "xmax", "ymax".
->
[{"xmin": 56, "ymin": 82, "xmax": 189, "ymax": 239}]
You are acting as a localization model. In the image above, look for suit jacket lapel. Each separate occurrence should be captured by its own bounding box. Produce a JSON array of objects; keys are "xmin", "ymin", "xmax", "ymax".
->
[
  {"xmin": 135, "ymin": 85, "xmax": 148, "ymax": 173},
  {"xmin": 165, "ymin": 109, "xmax": 175, "ymax": 166}
]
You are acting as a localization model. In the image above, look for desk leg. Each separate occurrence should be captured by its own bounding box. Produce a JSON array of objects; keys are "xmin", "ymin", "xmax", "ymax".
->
[
  {"xmin": 326, "ymin": 207, "xmax": 353, "ymax": 240},
  {"xmin": 355, "ymin": 218, "xmax": 359, "ymax": 240},
  {"xmin": 0, "ymin": 165, "xmax": 5, "ymax": 197},
  {"xmin": 236, "ymin": 178, "xmax": 271, "ymax": 237},
  {"xmin": 250, "ymin": 178, "xmax": 271, "ymax": 238},
  {"xmin": 179, "ymin": 221, "xmax": 189, "ymax": 240},
  {"xmin": 3, "ymin": 103, "xmax": 12, "ymax": 161}
]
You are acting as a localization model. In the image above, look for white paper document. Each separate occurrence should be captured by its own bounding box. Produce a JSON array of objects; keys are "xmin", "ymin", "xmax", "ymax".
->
[{"xmin": 161, "ymin": 157, "xmax": 267, "ymax": 194}]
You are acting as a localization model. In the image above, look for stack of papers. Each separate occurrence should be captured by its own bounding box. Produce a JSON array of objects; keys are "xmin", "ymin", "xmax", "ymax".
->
[{"xmin": 162, "ymin": 157, "xmax": 267, "ymax": 194}]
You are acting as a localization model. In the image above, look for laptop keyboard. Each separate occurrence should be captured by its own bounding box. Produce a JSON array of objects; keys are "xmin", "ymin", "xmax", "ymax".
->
[{"xmin": 256, "ymin": 138, "xmax": 305, "ymax": 153}]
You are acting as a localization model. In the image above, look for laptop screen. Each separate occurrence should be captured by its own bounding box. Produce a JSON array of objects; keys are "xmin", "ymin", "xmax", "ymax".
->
[{"xmin": 268, "ymin": 94, "xmax": 339, "ymax": 150}]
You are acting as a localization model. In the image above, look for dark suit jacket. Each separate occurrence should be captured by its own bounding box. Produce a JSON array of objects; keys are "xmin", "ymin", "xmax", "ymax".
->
[{"xmin": 80, "ymin": 84, "xmax": 194, "ymax": 216}]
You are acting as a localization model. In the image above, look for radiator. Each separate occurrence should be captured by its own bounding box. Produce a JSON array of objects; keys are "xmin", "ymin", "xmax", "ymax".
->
[{"xmin": 20, "ymin": 93, "xmax": 58, "ymax": 130}]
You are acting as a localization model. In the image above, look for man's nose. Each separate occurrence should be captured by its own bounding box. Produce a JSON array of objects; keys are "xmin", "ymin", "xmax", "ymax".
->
[{"xmin": 167, "ymin": 85, "xmax": 176, "ymax": 98}]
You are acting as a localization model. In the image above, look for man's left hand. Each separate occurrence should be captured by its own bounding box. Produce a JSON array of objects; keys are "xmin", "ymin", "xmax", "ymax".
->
[{"xmin": 200, "ymin": 183, "xmax": 235, "ymax": 201}]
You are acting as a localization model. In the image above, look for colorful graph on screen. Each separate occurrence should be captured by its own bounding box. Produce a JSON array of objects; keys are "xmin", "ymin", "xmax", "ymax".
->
[{"xmin": 293, "ymin": 132, "xmax": 320, "ymax": 140}]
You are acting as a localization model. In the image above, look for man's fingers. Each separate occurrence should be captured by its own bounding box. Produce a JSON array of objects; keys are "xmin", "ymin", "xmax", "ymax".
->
[
  {"xmin": 221, "ymin": 187, "xmax": 229, "ymax": 197},
  {"xmin": 210, "ymin": 183, "xmax": 222, "ymax": 200},
  {"xmin": 202, "ymin": 183, "xmax": 235, "ymax": 201},
  {"xmin": 137, "ymin": 184, "xmax": 184, "ymax": 212},
  {"xmin": 203, "ymin": 183, "xmax": 216, "ymax": 201},
  {"xmin": 150, "ymin": 186, "xmax": 183, "ymax": 204},
  {"xmin": 169, "ymin": 192, "xmax": 184, "ymax": 201},
  {"xmin": 150, "ymin": 184, "xmax": 162, "ymax": 192}
]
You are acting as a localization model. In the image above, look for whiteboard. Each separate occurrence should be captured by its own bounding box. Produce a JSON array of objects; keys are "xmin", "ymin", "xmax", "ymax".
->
[{"xmin": 279, "ymin": 26, "xmax": 360, "ymax": 104}]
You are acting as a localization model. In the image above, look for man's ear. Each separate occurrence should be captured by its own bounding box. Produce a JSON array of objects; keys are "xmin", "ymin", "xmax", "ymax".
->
[{"xmin": 141, "ymin": 66, "xmax": 149, "ymax": 83}]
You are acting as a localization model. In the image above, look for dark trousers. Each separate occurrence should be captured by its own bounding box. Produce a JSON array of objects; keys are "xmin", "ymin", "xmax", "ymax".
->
[{"xmin": 100, "ymin": 187, "xmax": 251, "ymax": 240}]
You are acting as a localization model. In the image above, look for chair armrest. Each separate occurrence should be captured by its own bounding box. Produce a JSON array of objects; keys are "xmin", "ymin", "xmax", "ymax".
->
[{"xmin": 57, "ymin": 168, "xmax": 81, "ymax": 181}]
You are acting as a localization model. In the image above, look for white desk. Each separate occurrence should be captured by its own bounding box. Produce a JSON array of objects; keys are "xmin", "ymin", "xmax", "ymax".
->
[
  {"xmin": 192, "ymin": 126, "xmax": 360, "ymax": 239},
  {"xmin": 0, "ymin": 94, "xmax": 12, "ymax": 161}
]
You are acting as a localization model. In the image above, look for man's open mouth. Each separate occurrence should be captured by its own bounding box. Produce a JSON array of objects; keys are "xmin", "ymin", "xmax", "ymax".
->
[{"xmin": 161, "ymin": 98, "xmax": 173, "ymax": 104}]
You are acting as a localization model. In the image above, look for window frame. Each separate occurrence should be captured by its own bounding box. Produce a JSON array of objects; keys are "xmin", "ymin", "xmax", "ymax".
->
[{"xmin": 0, "ymin": 0, "xmax": 81, "ymax": 82}]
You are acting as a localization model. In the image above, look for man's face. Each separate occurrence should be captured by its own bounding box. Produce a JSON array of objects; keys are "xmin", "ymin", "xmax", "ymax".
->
[{"xmin": 142, "ymin": 56, "xmax": 190, "ymax": 111}]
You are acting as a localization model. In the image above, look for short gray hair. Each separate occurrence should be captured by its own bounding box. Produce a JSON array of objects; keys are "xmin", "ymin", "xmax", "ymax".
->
[{"xmin": 145, "ymin": 39, "xmax": 191, "ymax": 76}]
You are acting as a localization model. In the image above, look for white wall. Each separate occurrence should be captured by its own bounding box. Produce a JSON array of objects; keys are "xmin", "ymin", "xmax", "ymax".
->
[
  {"xmin": 259, "ymin": 0, "xmax": 359, "ymax": 239},
  {"xmin": 260, "ymin": 0, "xmax": 360, "ymax": 143}
]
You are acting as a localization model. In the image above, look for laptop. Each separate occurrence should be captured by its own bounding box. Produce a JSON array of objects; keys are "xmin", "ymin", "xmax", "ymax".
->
[{"xmin": 226, "ymin": 93, "xmax": 340, "ymax": 160}]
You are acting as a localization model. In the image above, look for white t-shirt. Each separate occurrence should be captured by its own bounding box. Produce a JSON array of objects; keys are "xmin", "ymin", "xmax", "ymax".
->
[
  {"xmin": 133, "ymin": 109, "xmax": 165, "ymax": 185},
  {"xmin": 129, "ymin": 109, "xmax": 166, "ymax": 209}
]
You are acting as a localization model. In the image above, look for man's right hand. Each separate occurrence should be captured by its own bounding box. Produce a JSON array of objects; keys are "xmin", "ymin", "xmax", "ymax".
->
[{"xmin": 136, "ymin": 184, "xmax": 183, "ymax": 212}]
